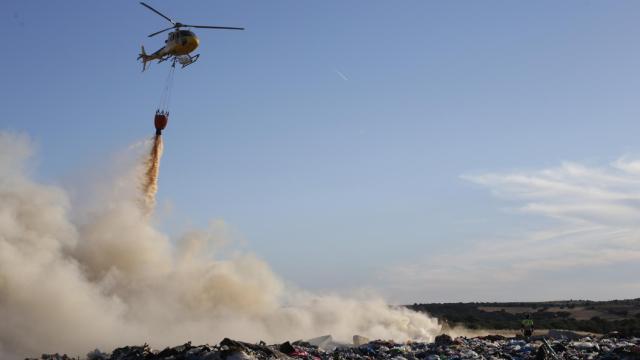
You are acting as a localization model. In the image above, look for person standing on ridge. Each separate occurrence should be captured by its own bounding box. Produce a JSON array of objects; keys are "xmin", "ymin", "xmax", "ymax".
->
[{"xmin": 521, "ymin": 313, "xmax": 534, "ymax": 339}]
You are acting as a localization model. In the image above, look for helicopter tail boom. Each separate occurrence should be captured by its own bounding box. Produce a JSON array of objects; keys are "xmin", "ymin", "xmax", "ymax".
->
[{"xmin": 138, "ymin": 45, "xmax": 152, "ymax": 71}]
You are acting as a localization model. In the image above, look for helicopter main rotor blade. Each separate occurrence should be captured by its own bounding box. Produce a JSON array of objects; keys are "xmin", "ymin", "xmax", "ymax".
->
[
  {"xmin": 140, "ymin": 2, "xmax": 175, "ymax": 25},
  {"xmin": 148, "ymin": 25, "xmax": 175, "ymax": 38},
  {"xmin": 186, "ymin": 25, "xmax": 245, "ymax": 30}
]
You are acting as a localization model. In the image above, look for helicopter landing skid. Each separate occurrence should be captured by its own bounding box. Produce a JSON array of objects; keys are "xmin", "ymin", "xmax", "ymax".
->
[
  {"xmin": 157, "ymin": 56, "xmax": 172, "ymax": 64},
  {"xmin": 176, "ymin": 54, "xmax": 199, "ymax": 68}
]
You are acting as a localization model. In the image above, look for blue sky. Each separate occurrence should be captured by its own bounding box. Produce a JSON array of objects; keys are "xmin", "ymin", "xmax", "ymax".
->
[{"xmin": 2, "ymin": 0, "xmax": 640, "ymax": 302}]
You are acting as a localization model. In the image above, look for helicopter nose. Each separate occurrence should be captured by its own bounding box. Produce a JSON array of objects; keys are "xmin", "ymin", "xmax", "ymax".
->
[{"xmin": 182, "ymin": 36, "xmax": 199, "ymax": 52}]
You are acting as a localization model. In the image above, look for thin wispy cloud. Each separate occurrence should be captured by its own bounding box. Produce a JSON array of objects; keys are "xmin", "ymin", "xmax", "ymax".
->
[
  {"xmin": 334, "ymin": 68, "xmax": 349, "ymax": 81},
  {"xmin": 383, "ymin": 158, "xmax": 640, "ymax": 302}
]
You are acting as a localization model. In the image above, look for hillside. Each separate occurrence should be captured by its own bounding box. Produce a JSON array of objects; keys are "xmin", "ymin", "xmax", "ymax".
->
[{"xmin": 407, "ymin": 299, "xmax": 640, "ymax": 336}]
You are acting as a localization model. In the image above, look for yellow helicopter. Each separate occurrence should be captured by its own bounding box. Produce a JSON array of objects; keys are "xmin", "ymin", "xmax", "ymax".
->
[{"xmin": 138, "ymin": 2, "xmax": 244, "ymax": 71}]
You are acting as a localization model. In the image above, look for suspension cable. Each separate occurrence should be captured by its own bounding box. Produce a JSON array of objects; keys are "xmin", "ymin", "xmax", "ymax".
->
[{"xmin": 158, "ymin": 61, "xmax": 176, "ymax": 112}]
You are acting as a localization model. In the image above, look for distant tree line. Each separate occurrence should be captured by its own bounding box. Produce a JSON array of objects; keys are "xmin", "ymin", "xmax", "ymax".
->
[{"xmin": 407, "ymin": 300, "xmax": 640, "ymax": 337}]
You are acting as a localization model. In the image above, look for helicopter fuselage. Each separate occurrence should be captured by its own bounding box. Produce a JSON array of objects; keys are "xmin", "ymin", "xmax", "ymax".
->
[
  {"xmin": 139, "ymin": 30, "xmax": 200, "ymax": 70},
  {"xmin": 155, "ymin": 30, "xmax": 200, "ymax": 58}
]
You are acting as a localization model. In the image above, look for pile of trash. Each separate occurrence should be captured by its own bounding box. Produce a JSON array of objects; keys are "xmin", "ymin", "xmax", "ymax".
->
[{"xmin": 27, "ymin": 333, "xmax": 640, "ymax": 360}]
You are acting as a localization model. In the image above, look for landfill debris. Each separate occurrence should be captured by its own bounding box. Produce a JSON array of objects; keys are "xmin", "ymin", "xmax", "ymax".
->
[
  {"xmin": 353, "ymin": 335, "xmax": 370, "ymax": 347},
  {"xmin": 434, "ymin": 333, "xmax": 454, "ymax": 346},
  {"xmin": 307, "ymin": 335, "xmax": 340, "ymax": 351},
  {"xmin": 25, "ymin": 333, "xmax": 640, "ymax": 360},
  {"xmin": 548, "ymin": 329, "xmax": 583, "ymax": 341}
]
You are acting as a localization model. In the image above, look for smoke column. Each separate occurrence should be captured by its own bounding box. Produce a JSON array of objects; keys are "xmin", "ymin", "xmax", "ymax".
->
[
  {"xmin": 141, "ymin": 135, "xmax": 163, "ymax": 214},
  {"xmin": 0, "ymin": 132, "xmax": 441, "ymax": 360}
]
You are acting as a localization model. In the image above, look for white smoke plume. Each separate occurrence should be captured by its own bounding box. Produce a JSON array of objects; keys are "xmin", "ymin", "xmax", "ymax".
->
[{"xmin": 0, "ymin": 132, "xmax": 440, "ymax": 359}]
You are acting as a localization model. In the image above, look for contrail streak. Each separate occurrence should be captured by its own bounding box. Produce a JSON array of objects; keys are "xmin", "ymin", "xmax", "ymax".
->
[{"xmin": 334, "ymin": 69, "xmax": 349, "ymax": 81}]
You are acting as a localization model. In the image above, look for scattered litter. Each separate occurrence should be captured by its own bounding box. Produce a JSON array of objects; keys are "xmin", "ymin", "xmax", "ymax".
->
[
  {"xmin": 548, "ymin": 329, "xmax": 582, "ymax": 341},
  {"xmin": 353, "ymin": 335, "xmax": 370, "ymax": 347},
  {"xmin": 25, "ymin": 333, "xmax": 640, "ymax": 359}
]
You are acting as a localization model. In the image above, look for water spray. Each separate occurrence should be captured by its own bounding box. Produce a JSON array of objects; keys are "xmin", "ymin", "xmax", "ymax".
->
[{"xmin": 141, "ymin": 134, "xmax": 163, "ymax": 214}]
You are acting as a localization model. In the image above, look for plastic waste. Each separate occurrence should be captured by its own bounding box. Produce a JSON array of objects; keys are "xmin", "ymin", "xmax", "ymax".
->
[{"xmin": 24, "ymin": 332, "xmax": 640, "ymax": 360}]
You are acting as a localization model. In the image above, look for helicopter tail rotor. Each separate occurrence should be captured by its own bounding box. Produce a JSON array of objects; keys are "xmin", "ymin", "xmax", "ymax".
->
[{"xmin": 138, "ymin": 45, "xmax": 151, "ymax": 71}]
